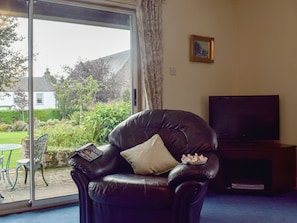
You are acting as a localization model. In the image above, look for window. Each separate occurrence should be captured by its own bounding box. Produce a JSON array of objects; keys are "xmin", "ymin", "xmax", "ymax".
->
[
  {"xmin": 36, "ymin": 93, "xmax": 43, "ymax": 105},
  {"xmin": 0, "ymin": 0, "xmax": 139, "ymax": 214}
]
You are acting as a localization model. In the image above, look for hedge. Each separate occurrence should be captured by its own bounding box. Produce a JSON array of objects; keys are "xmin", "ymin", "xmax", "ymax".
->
[{"xmin": 0, "ymin": 109, "xmax": 62, "ymax": 124}]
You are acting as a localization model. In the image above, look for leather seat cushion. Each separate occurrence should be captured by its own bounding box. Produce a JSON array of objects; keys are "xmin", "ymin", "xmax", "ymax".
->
[{"xmin": 88, "ymin": 174, "xmax": 174, "ymax": 209}]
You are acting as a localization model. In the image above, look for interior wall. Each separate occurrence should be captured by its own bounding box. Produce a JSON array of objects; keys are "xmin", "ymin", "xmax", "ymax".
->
[
  {"xmin": 162, "ymin": 0, "xmax": 239, "ymax": 119},
  {"xmin": 162, "ymin": 0, "xmax": 297, "ymax": 146},
  {"xmin": 235, "ymin": 0, "xmax": 297, "ymax": 145}
]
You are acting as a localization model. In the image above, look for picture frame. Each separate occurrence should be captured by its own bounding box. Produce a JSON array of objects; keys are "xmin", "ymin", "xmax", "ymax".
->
[{"xmin": 190, "ymin": 35, "xmax": 214, "ymax": 63}]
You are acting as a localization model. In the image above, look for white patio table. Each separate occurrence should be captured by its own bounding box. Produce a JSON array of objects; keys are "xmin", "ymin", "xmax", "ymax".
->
[{"xmin": 0, "ymin": 144, "xmax": 21, "ymax": 187}]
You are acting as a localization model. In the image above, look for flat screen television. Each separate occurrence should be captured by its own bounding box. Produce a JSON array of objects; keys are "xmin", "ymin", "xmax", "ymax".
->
[{"xmin": 209, "ymin": 95, "xmax": 280, "ymax": 142}]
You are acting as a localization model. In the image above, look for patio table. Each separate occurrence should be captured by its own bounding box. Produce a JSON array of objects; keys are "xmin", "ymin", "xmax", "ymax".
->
[{"xmin": 0, "ymin": 144, "xmax": 21, "ymax": 187}]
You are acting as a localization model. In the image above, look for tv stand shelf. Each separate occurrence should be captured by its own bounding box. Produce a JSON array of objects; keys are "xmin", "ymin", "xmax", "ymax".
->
[{"xmin": 211, "ymin": 142, "xmax": 296, "ymax": 194}]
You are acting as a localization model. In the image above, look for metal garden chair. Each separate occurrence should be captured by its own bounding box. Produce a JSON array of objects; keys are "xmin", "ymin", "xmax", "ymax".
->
[{"xmin": 11, "ymin": 134, "xmax": 49, "ymax": 190}]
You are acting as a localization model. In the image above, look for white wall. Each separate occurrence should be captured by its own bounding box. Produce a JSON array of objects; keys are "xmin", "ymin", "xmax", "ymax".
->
[
  {"xmin": 0, "ymin": 92, "xmax": 14, "ymax": 108},
  {"xmin": 34, "ymin": 92, "xmax": 56, "ymax": 109},
  {"xmin": 162, "ymin": 0, "xmax": 239, "ymax": 119}
]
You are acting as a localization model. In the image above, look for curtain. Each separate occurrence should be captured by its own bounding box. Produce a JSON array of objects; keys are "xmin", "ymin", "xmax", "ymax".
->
[{"xmin": 136, "ymin": 0, "xmax": 164, "ymax": 109}]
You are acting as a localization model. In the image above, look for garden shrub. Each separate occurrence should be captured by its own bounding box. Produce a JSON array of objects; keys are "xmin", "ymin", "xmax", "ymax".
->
[
  {"xmin": 0, "ymin": 110, "xmax": 23, "ymax": 124},
  {"xmin": 68, "ymin": 111, "xmax": 81, "ymax": 125},
  {"xmin": 11, "ymin": 120, "xmax": 27, "ymax": 131},
  {"xmin": 34, "ymin": 109, "xmax": 61, "ymax": 122},
  {"xmin": 0, "ymin": 123, "xmax": 8, "ymax": 132},
  {"xmin": 35, "ymin": 121, "xmax": 92, "ymax": 149},
  {"xmin": 3, "ymin": 101, "xmax": 131, "ymax": 167},
  {"xmin": 83, "ymin": 101, "xmax": 131, "ymax": 145},
  {"xmin": 34, "ymin": 101, "xmax": 131, "ymax": 149},
  {"xmin": 0, "ymin": 108, "xmax": 62, "ymax": 124}
]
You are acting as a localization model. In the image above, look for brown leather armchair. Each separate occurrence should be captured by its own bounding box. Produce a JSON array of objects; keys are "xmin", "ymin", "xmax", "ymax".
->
[{"xmin": 69, "ymin": 109, "xmax": 219, "ymax": 223}]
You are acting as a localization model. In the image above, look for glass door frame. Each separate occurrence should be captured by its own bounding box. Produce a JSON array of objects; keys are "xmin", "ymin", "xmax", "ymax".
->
[{"xmin": 0, "ymin": 0, "xmax": 139, "ymax": 215}]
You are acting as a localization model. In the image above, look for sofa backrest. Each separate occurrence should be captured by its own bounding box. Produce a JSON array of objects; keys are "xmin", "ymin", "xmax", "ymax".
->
[{"xmin": 108, "ymin": 109, "xmax": 217, "ymax": 161}]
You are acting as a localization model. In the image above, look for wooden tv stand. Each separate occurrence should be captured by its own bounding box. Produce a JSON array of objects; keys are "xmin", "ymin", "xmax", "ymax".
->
[{"xmin": 211, "ymin": 141, "xmax": 296, "ymax": 194}]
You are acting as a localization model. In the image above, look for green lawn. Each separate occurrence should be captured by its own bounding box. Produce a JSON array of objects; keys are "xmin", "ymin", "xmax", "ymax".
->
[{"xmin": 0, "ymin": 131, "xmax": 28, "ymax": 169}]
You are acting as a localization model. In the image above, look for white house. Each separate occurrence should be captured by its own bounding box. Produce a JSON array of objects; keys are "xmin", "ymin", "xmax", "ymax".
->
[{"xmin": 0, "ymin": 69, "xmax": 56, "ymax": 110}]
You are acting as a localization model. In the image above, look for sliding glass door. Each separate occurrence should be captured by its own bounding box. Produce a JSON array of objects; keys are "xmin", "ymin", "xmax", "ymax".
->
[{"xmin": 0, "ymin": 0, "xmax": 138, "ymax": 215}]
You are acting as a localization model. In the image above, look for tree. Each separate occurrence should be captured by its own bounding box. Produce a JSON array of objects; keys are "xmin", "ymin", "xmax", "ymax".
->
[
  {"xmin": 56, "ymin": 54, "xmax": 130, "ymax": 117},
  {"xmin": 14, "ymin": 87, "xmax": 28, "ymax": 121},
  {"xmin": 55, "ymin": 76, "xmax": 98, "ymax": 121},
  {"xmin": 55, "ymin": 77, "xmax": 73, "ymax": 119},
  {"xmin": 70, "ymin": 76, "xmax": 99, "ymax": 124},
  {"xmin": 67, "ymin": 57, "xmax": 125, "ymax": 102},
  {"xmin": 0, "ymin": 16, "xmax": 27, "ymax": 91}
]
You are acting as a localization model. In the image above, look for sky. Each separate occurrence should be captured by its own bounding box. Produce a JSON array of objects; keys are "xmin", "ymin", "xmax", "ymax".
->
[{"xmin": 14, "ymin": 18, "xmax": 131, "ymax": 77}]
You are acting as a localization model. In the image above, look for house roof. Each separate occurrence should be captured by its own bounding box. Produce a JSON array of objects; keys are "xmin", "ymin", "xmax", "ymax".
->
[
  {"xmin": 3, "ymin": 76, "xmax": 55, "ymax": 92},
  {"xmin": 100, "ymin": 50, "xmax": 130, "ymax": 74}
]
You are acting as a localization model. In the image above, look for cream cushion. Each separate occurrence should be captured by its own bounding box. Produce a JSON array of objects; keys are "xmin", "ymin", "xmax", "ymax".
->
[{"xmin": 120, "ymin": 134, "xmax": 179, "ymax": 175}]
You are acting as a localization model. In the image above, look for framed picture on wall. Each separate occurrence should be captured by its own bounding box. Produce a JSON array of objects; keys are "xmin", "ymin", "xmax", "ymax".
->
[{"xmin": 190, "ymin": 35, "xmax": 214, "ymax": 63}]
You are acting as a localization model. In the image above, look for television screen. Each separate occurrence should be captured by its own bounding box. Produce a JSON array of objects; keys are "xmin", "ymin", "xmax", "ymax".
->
[{"xmin": 209, "ymin": 95, "xmax": 280, "ymax": 142}]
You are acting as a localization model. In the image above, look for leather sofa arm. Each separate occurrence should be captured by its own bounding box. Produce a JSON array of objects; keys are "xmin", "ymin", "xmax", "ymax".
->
[
  {"xmin": 168, "ymin": 152, "xmax": 219, "ymax": 187},
  {"xmin": 68, "ymin": 144, "xmax": 125, "ymax": 179}
]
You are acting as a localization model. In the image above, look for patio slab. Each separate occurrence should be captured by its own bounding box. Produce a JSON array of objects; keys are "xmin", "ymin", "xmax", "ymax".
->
[{"xmin": 0, "ymin": 166, "xmax": 77, "ymax": 204}]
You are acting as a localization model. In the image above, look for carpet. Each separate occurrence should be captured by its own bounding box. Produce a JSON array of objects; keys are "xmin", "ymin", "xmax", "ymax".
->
[
  {"xmin": 201, "ymin": 189, "xmax": 297, "ymax": 223},
  {"xmin": 0, "ymin": 205, "xmax": 79, "ymax": 223},
  {"xmin": 1, "ymin": 189, "xmax": 296, "ymax": 223}
]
